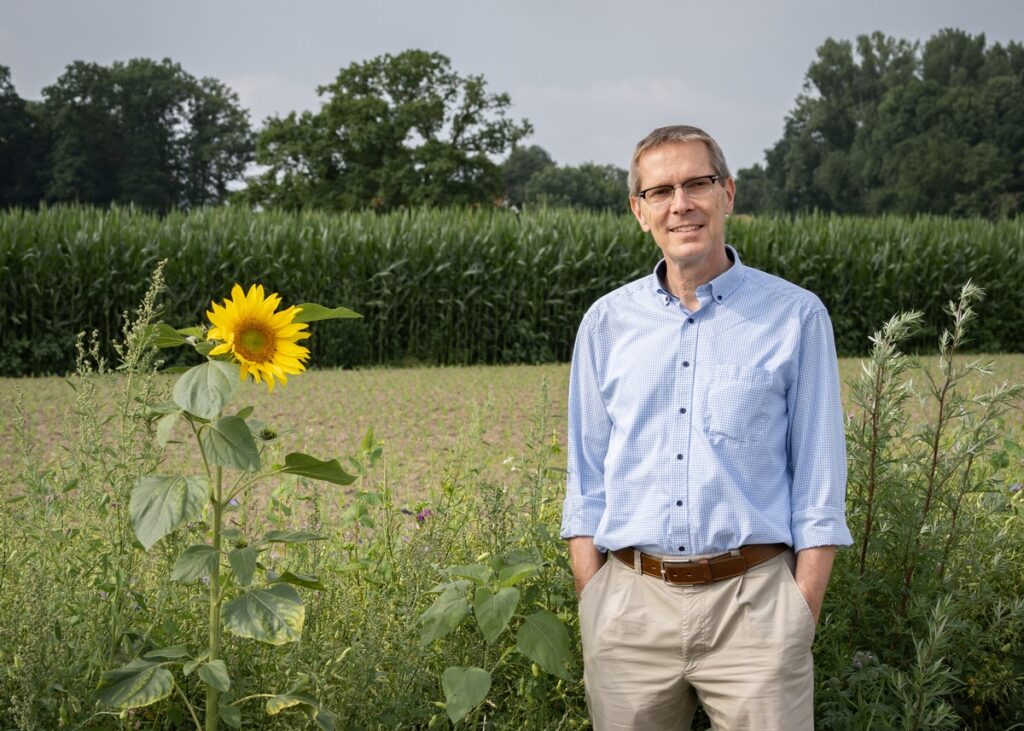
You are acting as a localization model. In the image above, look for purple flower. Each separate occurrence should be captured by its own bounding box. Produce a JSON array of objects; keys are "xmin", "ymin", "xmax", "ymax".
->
[
  {"xmin": 1010, "ymin": 482, "xmax": 1022, "ymax": 494},
  {"xmin": 416, "ymin": 508, "xmax": 433, "ymax": 524},
  {"xmin": 228, "ymin": 498, "xmax": 239, "ymax": 506}
]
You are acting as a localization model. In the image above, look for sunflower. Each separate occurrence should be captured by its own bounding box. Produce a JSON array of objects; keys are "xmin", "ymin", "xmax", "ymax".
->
[{"xmin": 206, "ymin": 284, "xmax": 311, "ymax": 392}]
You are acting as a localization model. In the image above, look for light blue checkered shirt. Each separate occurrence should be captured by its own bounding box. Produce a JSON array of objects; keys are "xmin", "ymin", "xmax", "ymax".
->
[{"xmin": 560, "ymin": 246, "xmax": 853, "ymax": 557}]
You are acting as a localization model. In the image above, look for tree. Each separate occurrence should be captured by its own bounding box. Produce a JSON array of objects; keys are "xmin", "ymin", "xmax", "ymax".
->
[
  {"xmin": 242, "ymin": 50, "xmax": 532, "ymax": 211},
  {"xmin": 501, "ymin": 144, "xmax": 554, "ymax": 208},
  {"xmin": 0, "ymin": 66, "xmax": 49, "ymax": 207},
  {"xmin": 42, "ymin": 58, "xmax": 253, "ymax": 211},
  {"xmin": 523, "ymin": 162, "xmax": 628, "ymax": 212},
  {"xmin": 734, "ymin": 29, "xmax": 1024, "ymax": 218}
]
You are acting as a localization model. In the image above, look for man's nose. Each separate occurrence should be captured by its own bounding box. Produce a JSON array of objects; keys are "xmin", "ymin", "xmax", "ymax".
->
[{"xmin": 670, "ymin": 186, "xmax": 695, "ymax": 212}]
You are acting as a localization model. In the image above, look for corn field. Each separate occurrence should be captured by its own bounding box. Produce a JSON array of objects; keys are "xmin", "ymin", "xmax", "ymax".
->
[{"xmin": 2, "ymin": 206, "xmax": 1022, "ymax": 375}]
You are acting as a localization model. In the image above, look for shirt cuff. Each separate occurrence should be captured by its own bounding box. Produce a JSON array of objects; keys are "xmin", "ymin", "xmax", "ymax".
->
[
  {"xmin": 791, "ymin": 507, "xmax": 853, "ymax": 551},
  {"xmin": 560, "ymin": 494, "xmax": 606, "ymax": 540}
]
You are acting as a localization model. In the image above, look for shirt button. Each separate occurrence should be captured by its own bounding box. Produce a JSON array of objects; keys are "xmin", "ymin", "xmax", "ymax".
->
[
  {"xmin": 678, "ymin": 546, "xmax": 686, "ymax": 552},
  {"xmin": 682, "ymin": 361, "xmax": 690, "ymax": 367},
  {"xmin": 688, "ymin": 317, "xmax": 695, "ymax": 324},
  {"xmin": 679, "ymin": 407, "xmax": 686, "ymax": 414},
  {"xmin": 716, "ymin": 295, "xmax": 723, "ymax": 301},
  {"xmin": 676, "ymin": 500, "xmax": 683, "ymax": 506},
  {"xmin": 676, "ymin": 453, "xmax": 683, "ymax": 460}
]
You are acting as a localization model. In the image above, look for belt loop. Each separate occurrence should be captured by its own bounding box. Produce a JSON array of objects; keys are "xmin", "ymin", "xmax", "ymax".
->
[{"xmin": 633, "ymin": 549, "xmax": 642, "ymax": 574}]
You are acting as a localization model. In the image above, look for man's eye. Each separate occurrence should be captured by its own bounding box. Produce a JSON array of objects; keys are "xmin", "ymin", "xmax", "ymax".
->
[
  {"xmin": 648, "ymin": 187, "xmax": 673, "ymax": 199},
  {"xmin": 687, "ymin": 179, "xmax": 712, "ymax": 192}
]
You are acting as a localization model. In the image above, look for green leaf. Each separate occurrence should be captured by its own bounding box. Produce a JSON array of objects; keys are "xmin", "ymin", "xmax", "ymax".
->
[
  {"xmin": 270, "ymin": 570, "xmax": 325, "ymax": 590},
  {"xmin": 219, "ymin": 699, "xmax": 242, "ymax": 728},
  {"xmin": 419, "ymin": 585, "xmax": 471, "ymax": 646},
  {"xmin": 516, "ymin": 610, "xmax": 573, "ymax": 681},
  {"xmin": 292, "ymin": 303, "xmax": 362, "ymax": 323},
  {"xmin": 200, "ymin": 416, "xmax": 260, "ymax": 471},
  {"xmin": 198, "ymin": 659, "xmax": 230, "ymax": 692},
  {"xmin": 130, "ymin": 476, "xmax": 208, "ymax": 550},
  {"xmin": 473, "ymin": 587, "xmax": 519, "ymax": 645},
  {"xmin": 150, "ymin": 323, "xmax": 189, "ymax": 349},
  {"xmin": 235, "ymin": 405, "xmax": 255, "ymax": 420},
  {"xmin": 171, "ymin": 544, "xmax": 219, "ymax": 582},
  {"xmin": 143, "ymin": 645, "xmax": 190, "ymax": 660},
  {"xmin": 228, "ymin": 546, "xmax": 258, "ymax": 586},
  {"xmin": 314, "ymin": 709, "xmax": 338, "ymax": 731},
  {"xmin": 223, "ymin": 584, "xmax": 305, "ymax": 645},
  {"xmin": 445, "ymin": 563, "xmax": 492, "ymax": 586},
  {"xmin": 155, "ymin": 410, "xmax": 181, "ymax": 447},
  {"xmin": 498, "ymin": 562, "xmax": 540, "ymax": 587},
  {"xmin": 279, "ymin": 453, "xmax": 356, "ymax": 486},
  {"xmin": 97, "ymin": 659, "xmax": 173, "ymax": 709},
  {"xmin": 441, "ymin": 666, "xmax": 491, "ymax": 723},
  {"xmin": 266, "ymin": 694, "xmax": 305, "ymax": 714},
  {"xmin": 172, "ymin": 360, "xmax": 240, "ymax": 419},
  {"xmin": 178, "ymin": 326, "xmax": 205, "ymax": 339},
  {"xmin": 260, "ymin": 529, "xmax": 325, "ymax": 544},
  {"xmin": 183, "ymin": 654, "xmax": 207, "ymax": 676}
]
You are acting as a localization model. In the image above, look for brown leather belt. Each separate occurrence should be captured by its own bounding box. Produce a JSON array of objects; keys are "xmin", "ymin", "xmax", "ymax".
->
[{"xmin": 612, "ymin": 543, "xmax": 788, "ymax": 585}]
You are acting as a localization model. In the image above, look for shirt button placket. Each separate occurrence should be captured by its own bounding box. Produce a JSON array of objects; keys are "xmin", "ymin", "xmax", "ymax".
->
[{"xmin": 671, "ymin": 313, "xmax": 697, "ymax": 551}]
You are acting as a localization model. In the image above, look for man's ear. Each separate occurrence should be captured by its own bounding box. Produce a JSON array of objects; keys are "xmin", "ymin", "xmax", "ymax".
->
[{"xmin": 630, "ymin": 196, "xmax": 650, "ymax": 232}]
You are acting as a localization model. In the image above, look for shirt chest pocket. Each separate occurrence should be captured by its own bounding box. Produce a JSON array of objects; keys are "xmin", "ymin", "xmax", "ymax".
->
[{"xmin": 702, "ymin": 365, "xmax": 776, "ymax": 444}]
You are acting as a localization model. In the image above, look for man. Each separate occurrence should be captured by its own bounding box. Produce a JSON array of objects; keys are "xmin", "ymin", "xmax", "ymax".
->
[{"xmin": 560, "ymin": 125, "xmax": 852, "ymax": 730}]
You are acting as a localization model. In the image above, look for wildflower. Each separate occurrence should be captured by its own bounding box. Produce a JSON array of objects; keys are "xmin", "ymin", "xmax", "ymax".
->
[
  {"xmin": 851, "ymin": 651, "xmax": 876, "ymax": 670},
  {"xmin": 416, "ymin": 508, "xmax": 433, "ymax": 524},
  {"xmin": 1010, "ymin": 482, "xmax": 1022, "ymax": 494},
  {"xmin": 228, "ymin": 498, "xmax": 239, "ymax": 506},
  {"xmin": 207, "ymin": 284, "xmax": 311, "ymax": 392}
]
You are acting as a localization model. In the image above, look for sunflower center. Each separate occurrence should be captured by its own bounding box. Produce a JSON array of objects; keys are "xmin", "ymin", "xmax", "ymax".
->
[{"xmin": 233, "ymin": 321, "xmax": 276, "ymax": 363}]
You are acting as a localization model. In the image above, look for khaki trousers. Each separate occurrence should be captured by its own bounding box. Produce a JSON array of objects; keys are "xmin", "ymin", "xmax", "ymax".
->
[{"xmin": 578, "ymin": 550, "xmax": 816, "ymax": 731}]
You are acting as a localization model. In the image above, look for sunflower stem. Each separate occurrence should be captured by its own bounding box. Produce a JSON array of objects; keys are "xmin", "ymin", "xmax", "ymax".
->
[{"xmin": 206, "ymin": 465, "xmax": 224, "ymax": 731}]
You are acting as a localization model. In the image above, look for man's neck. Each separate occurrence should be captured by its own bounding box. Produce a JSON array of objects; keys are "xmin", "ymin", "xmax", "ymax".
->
[{"xmin": 662, "ymin": 247, "xmax": 732, "ymax": 311}]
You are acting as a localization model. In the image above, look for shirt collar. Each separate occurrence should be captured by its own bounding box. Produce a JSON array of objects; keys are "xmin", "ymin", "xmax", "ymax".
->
[{"xmin": 652, "ymin": 245, "xmax": 745, "ymax": 306}]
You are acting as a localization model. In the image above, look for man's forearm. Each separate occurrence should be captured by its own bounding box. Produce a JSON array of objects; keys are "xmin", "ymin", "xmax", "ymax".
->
[
  {"xmin": 794, "ymin": 545, "xmax": 836, "ymax": 624},
  {"xmin": 568, "ymin": 536, "xmax": 606, "ymax": 595}
]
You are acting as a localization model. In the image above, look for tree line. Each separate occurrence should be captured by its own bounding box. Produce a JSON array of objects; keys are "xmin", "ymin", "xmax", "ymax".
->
[
  {"xmin": 2, "ymin": 29, "xmax": 1022, "ymax": 217},
  {"xmin": 736, "ymin": 29, "xmax": 1024, "ymax": 218}
]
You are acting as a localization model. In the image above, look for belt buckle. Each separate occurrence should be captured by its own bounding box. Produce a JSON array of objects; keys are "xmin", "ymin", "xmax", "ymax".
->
[{"xmin": 659, "ymin": 557, "xmax": 713, "ymax": 585}]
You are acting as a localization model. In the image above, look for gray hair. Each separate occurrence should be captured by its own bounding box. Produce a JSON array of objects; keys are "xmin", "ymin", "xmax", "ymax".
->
[{"xmin": 627, "ymin": 125, "xmax": 731, "ymax": 196}]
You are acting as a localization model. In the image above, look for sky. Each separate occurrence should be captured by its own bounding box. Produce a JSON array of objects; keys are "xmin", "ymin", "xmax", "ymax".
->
[{"xmin": 3, "ymin": 0, "xmax": 1024, "ymax": 173}]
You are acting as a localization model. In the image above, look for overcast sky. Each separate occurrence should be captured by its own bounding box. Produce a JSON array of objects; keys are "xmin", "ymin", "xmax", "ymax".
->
[{"xmin": 3, "ymin": 0, "xmax": 1023, "ymax": 173}]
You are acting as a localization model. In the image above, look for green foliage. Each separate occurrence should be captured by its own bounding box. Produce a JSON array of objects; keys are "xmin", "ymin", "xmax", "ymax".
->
[
  {"xmin": 524, "ymin": 161, "xmax": 629, "ymax": 212},
  {"xmin": 500, "ymin": 144, "xmax": 555, "ymax": 208},
  {"xmin": 3, "ymin": 207, "xmax": 1024, "ymax": 376},
  {"xmin": 242, "ymin": 49, "xmax": 531, "ymax": 211},
  {"xmin": 0, "ymin": 66, "xmax": 49, "ymax": 208},
  {"xmin": 737, "ymin": 29, "xmax": 1024, "ymax": 217},
  {"xmin": 815, "ymin": 284, "xmax": 1024, "ymax": 729},
  {"xmin": 39, "ymin": 58, "xmax": 253, "ymax": 212}
]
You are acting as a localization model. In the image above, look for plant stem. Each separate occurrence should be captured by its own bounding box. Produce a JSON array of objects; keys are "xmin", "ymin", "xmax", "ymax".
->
[{"xmin": 207, "ymin": 465, "xmax": 224, "ymax": 731}]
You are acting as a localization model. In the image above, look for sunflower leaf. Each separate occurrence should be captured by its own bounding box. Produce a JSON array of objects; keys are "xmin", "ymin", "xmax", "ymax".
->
[
  {"xmin": 97, "ymin": 659, "xmax": 174, "ymax": 709},
  {"xmin": 149, "ymin": 323, "xmax": 189, "ymax": 349},
  {"xmin": 200, "ymin": 416, "xmax": 260, "ymax": 471},
  {"xmin": 223, "ymin": 584, "xmax": 305, "ymax": 645},
  {"xmin": 130, "ymin": 476, "xmax": 208, "ymax": 550},
  {"xmin": 173, "ymin": 360, "xmax": 241, "ymax": 420},
  {"xmin": 292, "ymin": 303, "xmax": 362, "ymax": 323},
  {"xmin": 279, "ymin": 453, "xmax": 356, "ymax": 486}
]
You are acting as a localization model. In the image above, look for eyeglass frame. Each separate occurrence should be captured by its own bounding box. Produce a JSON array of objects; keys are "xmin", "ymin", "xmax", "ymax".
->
[{"xmin": 636, "ymin": 174, "xmax": 722, "ymax": 206}]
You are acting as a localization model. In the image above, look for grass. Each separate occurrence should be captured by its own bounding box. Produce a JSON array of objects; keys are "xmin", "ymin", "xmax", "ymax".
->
[{"xmin": 4, "ymin": 355, "xmax": 1024, "ymax": 499}]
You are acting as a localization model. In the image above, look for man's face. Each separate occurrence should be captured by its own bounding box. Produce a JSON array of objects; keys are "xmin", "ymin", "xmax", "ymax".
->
[{"xmin": 629, "ymin": 141, "xmax": 735, "ymax": 269}]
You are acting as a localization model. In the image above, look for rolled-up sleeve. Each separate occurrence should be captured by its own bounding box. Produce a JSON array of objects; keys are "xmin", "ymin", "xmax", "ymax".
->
[
  {"xmin": 787, "ymin": 307, "xmax": 854, "ymax": 551},
  {"xmin": 561, "ymin": 315, "xmax": 612, "ymax": 539}
]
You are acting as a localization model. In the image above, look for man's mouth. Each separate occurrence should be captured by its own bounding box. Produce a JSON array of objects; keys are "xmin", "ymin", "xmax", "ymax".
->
[{"xmin": 669, "ymin": 224, "xmax": 703, "ymax": 233}]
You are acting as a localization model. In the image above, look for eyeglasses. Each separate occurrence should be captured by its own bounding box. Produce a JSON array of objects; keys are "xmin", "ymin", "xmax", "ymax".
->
[{"xmin": 637, "ymin": 175, "xmax": 720, "ymax": 207}]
